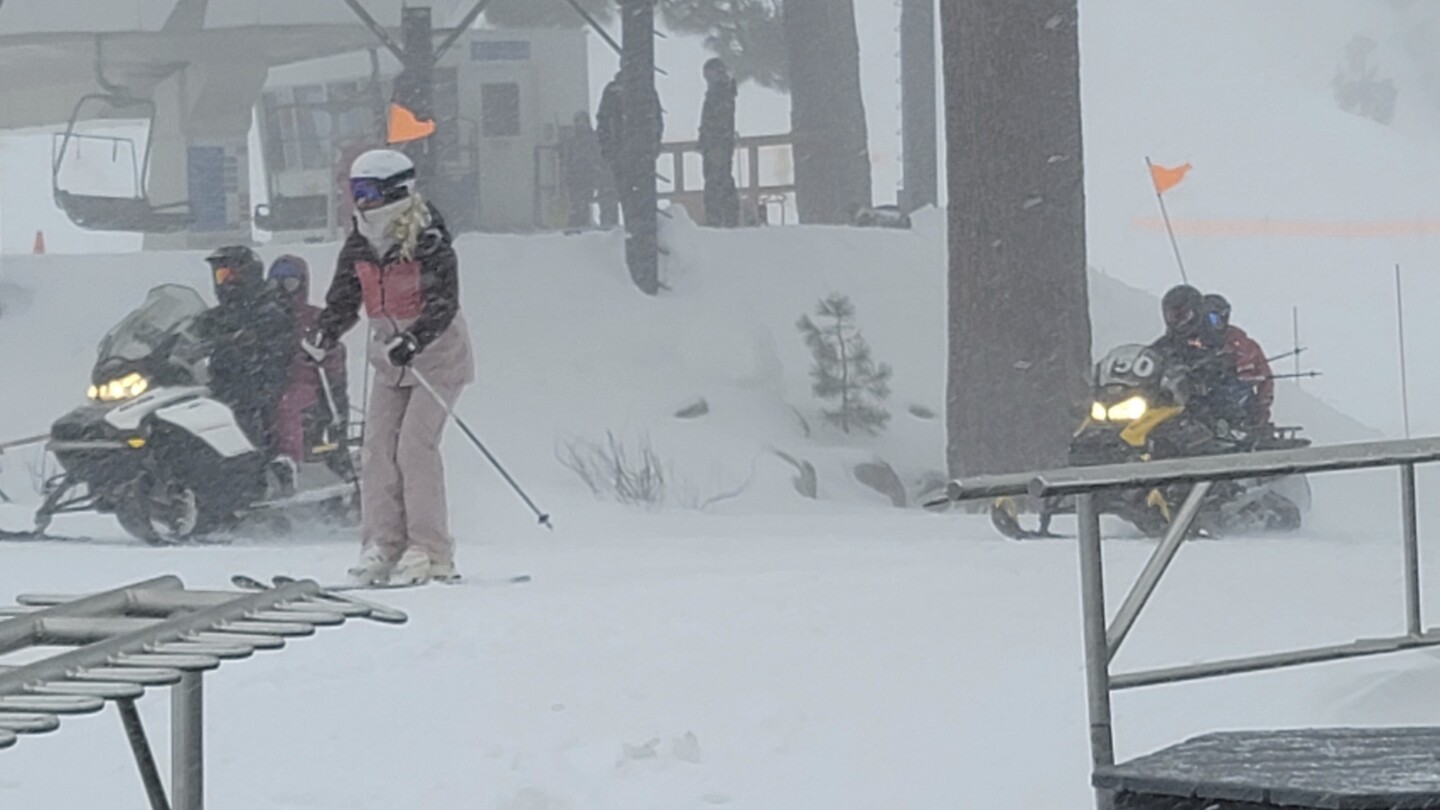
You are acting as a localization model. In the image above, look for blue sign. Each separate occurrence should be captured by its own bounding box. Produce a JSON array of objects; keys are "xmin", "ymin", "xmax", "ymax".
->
[
  {"xmin": 186, "ymin": 146, "xmax": 228, "ymax": 233},
  {"xmin": 471, "ymin": 40, "xmax": 531, "ymax": 62}
]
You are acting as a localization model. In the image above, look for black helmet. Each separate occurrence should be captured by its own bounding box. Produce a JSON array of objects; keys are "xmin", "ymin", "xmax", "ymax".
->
[
  {"xmin": 205, "ymin": 245, "xmax": 264, "ymax": 304},
  {"xmin": 1161, "ymin": 284, "xmax": 1203, "ymax": 337}
]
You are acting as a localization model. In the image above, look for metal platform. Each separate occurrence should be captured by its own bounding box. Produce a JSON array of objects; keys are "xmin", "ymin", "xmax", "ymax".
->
[
  {"xmin": 1099, "ymin": 728, "xmax": 1440, "ymax": 809},
  {"xmin": 0, "ymin": 575, "xmax": 406, "ymax": 810}
]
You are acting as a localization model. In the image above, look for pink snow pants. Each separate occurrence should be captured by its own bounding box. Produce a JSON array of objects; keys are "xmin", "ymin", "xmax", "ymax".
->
[{"xmin": 361, "ymin": 378, "xmax": 464, "ymax": 564}]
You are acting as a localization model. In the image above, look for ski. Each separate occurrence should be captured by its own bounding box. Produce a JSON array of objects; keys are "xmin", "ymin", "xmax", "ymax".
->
[
  {"xmin": 272, "ymin": 573, "xmax": 532, "ymax": 592},
  {"xmin": 231, "ymin": 574, "xmax": 408, "ymax": 625}
]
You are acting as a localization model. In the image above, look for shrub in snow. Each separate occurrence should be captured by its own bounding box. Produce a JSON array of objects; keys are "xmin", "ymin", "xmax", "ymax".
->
[
  {"xmin": 557, "ymin": 431, "xmax": 667, "ymax": 508},
  {"xmin": 556, "ymin": 431, "xmax": 753, "ymax": 510},
  {"xmin": 796, "ymin": 293, "xmax": 892, "ymax": 435}
]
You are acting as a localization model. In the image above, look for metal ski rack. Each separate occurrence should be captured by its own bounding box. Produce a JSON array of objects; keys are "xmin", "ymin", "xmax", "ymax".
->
[{"xmin": 0, "ymin": 575, "xmax": 406, "ymax": 810}]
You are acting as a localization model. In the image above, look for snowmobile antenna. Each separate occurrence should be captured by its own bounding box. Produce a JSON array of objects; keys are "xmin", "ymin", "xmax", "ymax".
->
[
  {"xmin": 1396, "ymin": 263, "xmax": 1413, "ymax": 438},
  {"xmin": 1145, "ymin": 156, "xmax": 1189, "ymax": 285},
  {"xmin": 1292, "ymin": 306, "xmax": 1301, "ymax": 386}
]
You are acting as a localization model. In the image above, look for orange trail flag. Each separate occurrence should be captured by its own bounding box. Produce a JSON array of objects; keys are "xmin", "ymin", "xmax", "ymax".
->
[
  {"xmin": 1149, "ymin": 161, "xmax": 1192, "ymax": 195},
  {"xmin": 388, "ymin": 103, "xmax": 436, "ymax": 144}
]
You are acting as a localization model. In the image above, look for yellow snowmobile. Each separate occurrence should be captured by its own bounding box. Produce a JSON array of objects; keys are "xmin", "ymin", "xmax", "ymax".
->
[{"xmin": 991, "ymin": 344, "xmax": 1311, "ymax": 539}]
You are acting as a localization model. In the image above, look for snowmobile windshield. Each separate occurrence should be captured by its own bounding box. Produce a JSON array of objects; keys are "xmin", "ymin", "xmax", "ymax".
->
[
  {"xmin": 1095, "ymin": 345, "xmax": 1164, "ymax": 389},
  {"xmin": 96, "ymin": 285, "xmax": 208, "ymax": 367}
]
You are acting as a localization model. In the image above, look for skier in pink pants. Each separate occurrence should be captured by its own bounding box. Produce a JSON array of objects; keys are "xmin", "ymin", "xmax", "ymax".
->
[{"xmin": 304, "ymin": 150, "xmax": 475, "ymax": 586}]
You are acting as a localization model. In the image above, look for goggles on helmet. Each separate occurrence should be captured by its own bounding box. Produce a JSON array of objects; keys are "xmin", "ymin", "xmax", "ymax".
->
[
  {"xmin": 350, "ymin": 177, "xmax": 386, "ymax": 205},
  {"xmin": 350, "ymin": 168, "xmax": 415, "ymax": 209}
]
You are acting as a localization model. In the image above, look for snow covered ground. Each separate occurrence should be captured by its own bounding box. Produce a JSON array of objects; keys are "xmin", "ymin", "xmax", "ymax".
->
[
  {"xmin": 5, "ymin": 503, "xmax": 1440, "ymax": 809},
  {"xmin": 2, "ymin": 214, "xmax": 1440, "ymax": 809}
]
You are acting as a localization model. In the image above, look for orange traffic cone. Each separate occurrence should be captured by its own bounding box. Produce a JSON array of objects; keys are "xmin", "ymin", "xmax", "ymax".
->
[{"xmin": 32, "ymin": 230, "xmax": 45, "ymax": 255}]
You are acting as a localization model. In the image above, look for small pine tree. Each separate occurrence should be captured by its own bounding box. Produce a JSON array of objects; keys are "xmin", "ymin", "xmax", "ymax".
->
[{"xmin": 797, "ymin": 293, "xmax": 892, "ymax": 435}]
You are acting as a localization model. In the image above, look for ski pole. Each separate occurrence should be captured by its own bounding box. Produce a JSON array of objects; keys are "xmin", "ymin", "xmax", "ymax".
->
[
  {"xmin": 409, "ymin": 368, "xmax": 553, "ymax": 530},
  {"xmin": 314, "ymin": 364, "xmax": 359, "ymax": 485},
  {"xmin": 315, "ymin": 365, "xmax": 344, "ymax": 429}
]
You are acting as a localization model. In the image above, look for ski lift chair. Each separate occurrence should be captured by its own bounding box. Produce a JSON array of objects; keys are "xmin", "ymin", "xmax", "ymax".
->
[{"xmin": 51, "ymin": 94, "xmax": 191, "ymax": 234}]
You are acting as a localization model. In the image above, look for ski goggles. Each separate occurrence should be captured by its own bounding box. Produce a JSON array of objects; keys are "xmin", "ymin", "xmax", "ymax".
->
[
  {"xmin": 213, "ymin": 266, "xmax": 238, "ymax": 285},
  {"xmin": 1205, "ymin": 310, "xmax": 1227, "ymax": 330},
  {"xmin": 268, "ymin": 258, "xmax": 305, "ymax": 293},
  {"xmin": 350, "ymin": 177, "xmax": 387, "ymax": 206}
]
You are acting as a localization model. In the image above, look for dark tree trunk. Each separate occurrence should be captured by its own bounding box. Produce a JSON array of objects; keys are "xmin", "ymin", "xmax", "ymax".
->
[
  {"xmin": 900, "ymin": 0, "xmax": 938, "ymax": 211},
  {"xmin": 782, "ymin": 0, "xmax": 872, "ymax": 224},
  {"xmin": 942, "ymin": 0, "xmax": 1092, "ymax": 477},
  {"xmin": 620, "ymin": 0, "xmax": 661, "ymax": 295}
]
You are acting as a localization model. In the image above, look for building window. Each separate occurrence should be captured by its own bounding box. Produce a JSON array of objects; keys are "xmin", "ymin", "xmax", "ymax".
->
[{"xmin": 481, "ymin": 83, "xmax": 521, "ymax": 138}]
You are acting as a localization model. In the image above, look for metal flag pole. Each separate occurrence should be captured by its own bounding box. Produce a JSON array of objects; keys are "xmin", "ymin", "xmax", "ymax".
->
[
  {"xmin": 1145, "ymin": 156, "xmax": 1189, "ymax": 285},
  {"xmin": 1396, "ymin": 264, "xmax": 1412, "ymax": 439}
]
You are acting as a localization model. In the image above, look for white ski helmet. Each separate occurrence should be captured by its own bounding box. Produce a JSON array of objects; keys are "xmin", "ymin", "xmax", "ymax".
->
[{"xmin": 349, "ymin": 149, "xmax": 417, "ymax": 210}]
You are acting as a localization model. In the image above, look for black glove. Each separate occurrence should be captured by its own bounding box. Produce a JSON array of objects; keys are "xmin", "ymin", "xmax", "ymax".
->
[
  {"xmin": 302, "ymin": 329, "xmax": 336, "ymax": 364},
  {"xmin": 385, "ymin": 332, "xmax": 420, "ymax": 367}
]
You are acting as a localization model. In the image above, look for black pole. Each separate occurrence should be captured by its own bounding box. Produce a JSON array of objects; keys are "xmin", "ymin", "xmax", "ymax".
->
[
  {"xmin": 619, "ymin": 0, "xmax": 661, "ymax": 295},
  {"xmin": 899, "ymin": 0, "xmax": 938, "ymax": 211},
  {"xmin": 396, "ymin": 7, "xmax": 438, "ymax": 190}
]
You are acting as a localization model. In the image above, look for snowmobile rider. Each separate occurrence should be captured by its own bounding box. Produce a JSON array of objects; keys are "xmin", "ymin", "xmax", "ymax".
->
[
  {"xmin": 1201, "ymin": 293, "xmax": 1275, "ymax": 431},
  {"xmin": 267, "ymin": 255, "xmax": 349, "ymax": 469},
  {"xmin": 304, "ymin": 149, "xmax": 475, "ymax": 587},
  {"xmin": 1148, "ymin": 284, "xmax": 1246, "ymax": 431},
  {"xmin": 195, "ymin": 246, "xmax": 295, "ymax": 459}
]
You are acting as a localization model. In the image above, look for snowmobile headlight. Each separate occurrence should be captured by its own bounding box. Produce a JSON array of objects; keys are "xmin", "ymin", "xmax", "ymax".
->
[
  {"xmin": 91, "ymin": 372, "xmax": 150, "ymax": 403},
  {"xmin": 1106, "ymin": 396, "xmax": 1149, "ymax": 422},
  {"xmin": 1090, "ymin": 401, "xmax": 1108, "ymax": 422}
]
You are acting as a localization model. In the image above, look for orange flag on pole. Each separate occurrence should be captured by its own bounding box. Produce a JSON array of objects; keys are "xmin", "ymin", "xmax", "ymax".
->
[
  {"xmin": 387, "ymin": 103, "xmax": 436, "ymax": 144},
  {"xmin": 1149, "ymin": 161, "xmax": 1192, "ymax": 195}
]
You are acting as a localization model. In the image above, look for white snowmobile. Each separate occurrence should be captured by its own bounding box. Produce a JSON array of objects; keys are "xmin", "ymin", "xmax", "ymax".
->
[{"xmin": 9, "ymin": 285, "xmax": 360, "ymax": 545}]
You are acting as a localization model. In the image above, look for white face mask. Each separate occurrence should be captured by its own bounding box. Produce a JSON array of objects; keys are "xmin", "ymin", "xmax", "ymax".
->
[{"xmin": 355, "ymin": 197, "xmax": 411, "ymax": 252}]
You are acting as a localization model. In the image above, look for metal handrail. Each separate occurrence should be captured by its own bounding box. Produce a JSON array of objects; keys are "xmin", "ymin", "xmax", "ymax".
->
[{"xmin": 946, "ymin": 436, "xmax": 1440, "ymax": 501}]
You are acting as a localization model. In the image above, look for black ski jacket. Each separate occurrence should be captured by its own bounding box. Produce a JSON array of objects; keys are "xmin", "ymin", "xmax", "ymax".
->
[
  {"xmin": 316, "ymin": 203, "xmax": 460, "ymax": 353},
  {"xmin": 194, "ymin": 286, "xmax": 294, "ymax": 444}
]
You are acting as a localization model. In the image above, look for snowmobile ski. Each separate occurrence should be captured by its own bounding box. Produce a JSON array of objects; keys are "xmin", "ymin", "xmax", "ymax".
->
[
  {"xmin": 990, "ymin": 497, "xmax": 1067, "ymax": 541},
  {"xmin": 0, "ymin": 527, "xmax": 98, "ymax": 543}
]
